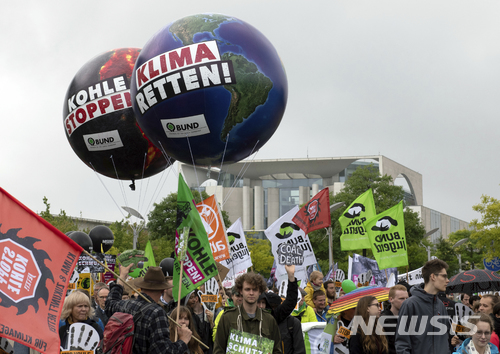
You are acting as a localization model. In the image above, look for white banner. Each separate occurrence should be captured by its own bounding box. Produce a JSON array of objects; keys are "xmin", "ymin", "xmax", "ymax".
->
[
  {"xmin": 219, "ymin": 218, "xmax": 252, "ymax": 278},
  {"xmin": 397, "ymin": 266, "xmax": 423, "ymax": 285},
  {"xmin": 350, "ymin": 253, "xmax": 397, "ymax": 287},
  {"xmin": 265, "ymin": 207, "xmax": 317, "ymax": 285}
]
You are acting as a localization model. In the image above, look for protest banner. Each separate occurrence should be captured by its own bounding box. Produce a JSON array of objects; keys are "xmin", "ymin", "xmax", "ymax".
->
[
  {"xmin": 365, "ymin": 201, "xmax": 408, "ymax": 269},
  {"xmin": 339, "ymin": 189, "xmax": 376, "ymax": 251},
  {"xmin": 196, "ymin": 195, "xmax": 230, "ymax": 262},
  {"xmin": 173, "ymin": 175, "xmax": 218, "ymax": 301},
  {"xmin": 292, "ymin": 188, "xmax": 331, "ymax": 234},
  {"xmin": 348, "ymin": 253, "xmax": 397, "ymax": 287},
  {"xmin": 265, "ymin": 206, "xmax": 317, "ymax": 285},
  {"xmin": 0, "ymin": 187, "xmax": 82, "ymax": 353},
  {"xmin": 219, "ymin": 218, "xmax": 252, "ymax": 278},
  {"xmin": 397, "ymin": 266, "xmax": 423, "ymax": 285}
]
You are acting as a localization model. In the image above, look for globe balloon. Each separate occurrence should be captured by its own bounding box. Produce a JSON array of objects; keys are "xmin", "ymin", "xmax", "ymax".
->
[{"xmin": 131, "ymin": 14, "xmax": 287, "ymax": 166}]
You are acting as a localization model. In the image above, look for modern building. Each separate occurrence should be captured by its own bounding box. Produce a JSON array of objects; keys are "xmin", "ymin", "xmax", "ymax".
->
[{"xmin": 180, "ymin": 155, "xmax": 468, "ymax": 242}]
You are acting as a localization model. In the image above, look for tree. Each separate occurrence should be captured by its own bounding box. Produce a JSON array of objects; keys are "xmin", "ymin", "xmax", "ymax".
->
[
  {"xmin": 447, "ymin": 229, "xmax": 486, "ymax": 271},
  {"xmin": 470, "ymin": 194, "xmax": 500, "ymax": 259},
  {"xmin": 146, "ymin": 190, "xmax": 232, "ymax": 260},
  {"xmin": 246, "ymin": 237, "xmax": 273, "ymax": 278},
  {"xmin": 39, "ymin": 196, "xmax": 78, "ymax": 234},
  {"xmin": 433, "ymin": 237, "xmax": 460, "ymax": 276},
  {"xmin": 308, "ymin": 165, "xmax": 427, "ymax": 273}
]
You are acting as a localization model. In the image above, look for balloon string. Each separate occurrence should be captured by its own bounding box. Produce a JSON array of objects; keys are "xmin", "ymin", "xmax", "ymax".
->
[
  {"xmin": 222, "ymin": 140, "xmax": 260, "ymax": 207},
  {"xmin": 89, "ymin": 162, "xmax": 127, "ymax": 219},
  {"xmin": 138, "ymin": 152, "xmax": 147, "ymax": 213},
  {"xmin": 110, "ymin": 155, "xmax": 129, "ymax": 208},
  {"xmin": 216, "ymin": 133, "xmax": 230, "ymax": 187},
  {"xmin": 143, "ymin": 142, "xmax": 177, "ymax": 216},
  {"xmin": 185, "ymin": 134, "xmax": 204, "ymax": 202}
]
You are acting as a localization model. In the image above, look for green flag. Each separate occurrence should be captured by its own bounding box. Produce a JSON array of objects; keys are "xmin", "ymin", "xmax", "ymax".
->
[
  {"xmin": 365, "ymin": 200, "xmax": 408, "ymax": 269},
  {"xmin": 130, "ymin": 240, "xmax": 156, "ymax": 278},
  {"xmin": 339, "ymin": 189, "xmax": 376, "ymax": 250},
  {"xmin": 173, "ymin": 174, "xmax": 218, "ymax": 301}
]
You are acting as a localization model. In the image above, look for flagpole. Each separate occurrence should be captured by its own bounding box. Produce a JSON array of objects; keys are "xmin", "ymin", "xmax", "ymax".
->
[
  {"xmin": 174, "ymin": 259, "xmax": 185, "ymax": 342},
  {"xmin": 81, "ymin": 250, "xmax": 208, "ymax": 350}
]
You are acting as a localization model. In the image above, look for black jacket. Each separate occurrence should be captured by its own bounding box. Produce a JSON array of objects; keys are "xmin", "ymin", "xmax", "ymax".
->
[
  {"xmin": 279, "ymin": 315, "xmax": 305, "ymax": 354},
  {"xmin": 379, "ymin": 308, "xmax": 397, "ymax": 354}
]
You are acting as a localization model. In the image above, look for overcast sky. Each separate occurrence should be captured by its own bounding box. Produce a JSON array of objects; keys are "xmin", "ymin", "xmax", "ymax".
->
[{"xmin": 1, "ymin": 1, "xmax": 499, "ymax": 227}]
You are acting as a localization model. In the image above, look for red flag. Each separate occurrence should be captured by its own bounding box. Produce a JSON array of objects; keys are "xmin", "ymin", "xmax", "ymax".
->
[
  {"xmin": 292, "ymin": 188, "xmax": 331, "ymax": 234},
  {"xmin": 0, "ymin": 187, "xmax": 82, "ymax": 354}
]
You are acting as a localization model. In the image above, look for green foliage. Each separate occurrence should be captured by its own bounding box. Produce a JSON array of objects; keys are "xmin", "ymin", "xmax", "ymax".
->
[
  {"xmin": 446, "ymin": 229, "xmax": 486, "ymax": 271},
  {"xmin": 433, "ymin": 237, "xmax": 460, "ymax": 276},
  {"xmin": 308, "ymin": 165, "xmax": 427, "ymax": 273},
  {"xmin": 470, "ymin": 195, "xmax": 500, "ymax": 259},
  {"xmin": 246, "ymin": 237, "xmax": 273, "ymax": 278},
  {"xmin": 39, "ymin": 196, "xmax": 78, "ymax": 234}
]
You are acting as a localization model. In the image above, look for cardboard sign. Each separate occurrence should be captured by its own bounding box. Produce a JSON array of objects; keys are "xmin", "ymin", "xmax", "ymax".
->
[
  {"xmin": 452, "ymin": 323, "xmax": 471, "ymax": 334},
  {"xmin": 338, "ymin": 326, "xmax": 351, "ymax": 339},
  {"xmin": 277, "ymin": 244, "xmax": 304, "ymax": 265},
  {"xmin": 201, "ymin": 294, "xmax": 218, "ymax": 303},
  {"xmin": 227, "ymin": 329, "xmax": 274, "ymax": 354}
]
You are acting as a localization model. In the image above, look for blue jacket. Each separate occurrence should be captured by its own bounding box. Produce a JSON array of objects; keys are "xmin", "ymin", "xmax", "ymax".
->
[{"xmin": 453, "ymin": 337, "xmax": 499, "ymax": 354}]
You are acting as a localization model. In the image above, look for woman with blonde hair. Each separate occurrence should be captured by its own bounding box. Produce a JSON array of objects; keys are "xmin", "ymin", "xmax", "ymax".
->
[
  {"xmin": 349, "ymin": 296, "xmax": 388, "ymax": 354},
  {"xmin": 59, "ymin": 291, "xmax": 103, "ymax": 348},
  {"xmin": 169, "ymin": 306, "xmax": 203, "ymax": 354}
]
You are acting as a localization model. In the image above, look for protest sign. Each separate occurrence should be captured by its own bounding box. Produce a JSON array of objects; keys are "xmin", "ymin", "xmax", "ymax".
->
[{"xmin": 277, "ymin": 244, "xmax": 304, "ymax": 265}]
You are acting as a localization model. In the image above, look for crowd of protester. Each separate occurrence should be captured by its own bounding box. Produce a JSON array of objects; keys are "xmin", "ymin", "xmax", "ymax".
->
[{"xmin": 10, "ymin": 258, "xmax": 500, "ymax": 354}]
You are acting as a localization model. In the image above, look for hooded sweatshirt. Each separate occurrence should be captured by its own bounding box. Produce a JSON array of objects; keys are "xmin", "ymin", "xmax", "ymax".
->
[{"xmin": 395, "ymin": 283, "xmax": 451, "ymax": 354}]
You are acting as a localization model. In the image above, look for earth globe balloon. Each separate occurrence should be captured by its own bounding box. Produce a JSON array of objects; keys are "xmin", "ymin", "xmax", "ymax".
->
[
  {"xmin": 69, "ymin": 231, "xmax": 93, "ymax": 253},
  {"xmin": 131, "ymin": 14, "xmax": 288, "ymax": 166},
  {"xmin": 89, "ymin": 225, "xmax": 115, "ymax": 253},
  {"xmin": 159, "ymin": 257, "xmax": 174, "ymax": 276},
  {"xmin": 63, "ymin": 48, "xmax": 171, "ymax": 186}
]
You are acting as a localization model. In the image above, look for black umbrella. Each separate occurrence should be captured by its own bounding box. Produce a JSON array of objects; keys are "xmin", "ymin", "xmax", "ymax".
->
[{"xmin": 446, "ymin": 269, "xmax": 500, "ymax": 294}]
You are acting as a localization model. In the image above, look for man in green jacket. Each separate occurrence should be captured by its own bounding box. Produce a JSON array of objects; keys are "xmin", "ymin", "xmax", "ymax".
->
[{"xmin": 213, "ymin": 272, "xmax": 282, "ymax": 354}]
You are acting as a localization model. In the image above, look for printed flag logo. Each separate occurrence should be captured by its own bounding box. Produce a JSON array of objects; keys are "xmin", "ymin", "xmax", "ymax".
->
[
  {"xmin": 343, "ymin": 203, "xmax": 365, "ymax": 218},
  {"xmin": 371, "ymin": 216, "xmax": 398, "ymax": 232},
  {"xmin": 292, "ymin": 188, "xmax": 331, "ymax": 234}
]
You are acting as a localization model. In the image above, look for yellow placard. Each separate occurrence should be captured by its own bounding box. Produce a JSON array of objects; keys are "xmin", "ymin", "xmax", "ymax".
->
[
  {"xmin": 201, "ymin": 294, "xmax": 218, "ymax": 303},
  {"xmin": 338, "ymin": 326, "xmax": 351, "ymax": 339}
]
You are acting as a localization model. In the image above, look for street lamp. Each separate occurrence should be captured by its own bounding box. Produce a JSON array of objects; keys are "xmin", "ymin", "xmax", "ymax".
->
[
  {"xmin": 121, "ymin": 206, "xmax": 145, "ymax": 250},
  {"xmin": 420, "ymin": 228, "xmax": 439, "ymax": 261},
  {"xmin": 453, "ymin": 238, "xmax": 469, "ymax": 272},
  {"xmin": 327, "ymin": 202, "xmax": 346, "ymax": 269}
]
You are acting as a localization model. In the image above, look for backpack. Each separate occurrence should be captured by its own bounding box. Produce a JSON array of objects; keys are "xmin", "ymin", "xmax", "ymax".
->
[{"xmin": 99, "ymin": 303, "xmax": 156, "ymax": 354}]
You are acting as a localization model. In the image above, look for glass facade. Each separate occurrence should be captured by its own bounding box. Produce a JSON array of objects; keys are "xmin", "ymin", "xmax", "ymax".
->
[
  {"xmin": 450, "ymin": 217, "xmax": 460, "ymax": 233},
  {"xmin": 430, "ymin": 210, "xmax": 442, "ymax": 243}
]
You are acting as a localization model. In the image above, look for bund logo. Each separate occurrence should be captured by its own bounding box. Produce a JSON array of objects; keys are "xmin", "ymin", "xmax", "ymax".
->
[
  {"xmin": 371, "ymin": 216, "xmax": 398, "ymax": 232},
  {"xmin": 227, "ymin": 232, "xmax": 241, "ymax": 246},
  {"xmin": 275, "ymin": 222, "xmax": 301, "ymax": 240},
  {"xmin": 343, "ymin": 203, "xmax": 366, "ymax": 218}
]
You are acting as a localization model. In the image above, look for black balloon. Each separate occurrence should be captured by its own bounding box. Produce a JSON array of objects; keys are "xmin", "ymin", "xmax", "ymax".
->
[
  {"xmin": 89, "ymin": 225, "xmax": 115, "ymax": 253},
  {"xmin": 69, "ymin": 231, "xmax": 93, "ymax": 252},
  {"xmin": 63, "ymin": 48, "xmax": 171, "ymax": 182},
  {"xmin": 159, "ymin": 258, "xmax": 174, "ymax": 276}
]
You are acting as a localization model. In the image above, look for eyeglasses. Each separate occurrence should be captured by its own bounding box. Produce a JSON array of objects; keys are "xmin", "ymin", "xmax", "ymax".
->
[
  {"xmin": 368, "ymin": 303, "xmax": 380, "ymax": 308},
  {"xmin": 434, "ymin": 273, "xmax": 449, "ymax": 280},
  {"xmin": 475, "ymin": 331, "xmax": 491, "ymax": 337}
]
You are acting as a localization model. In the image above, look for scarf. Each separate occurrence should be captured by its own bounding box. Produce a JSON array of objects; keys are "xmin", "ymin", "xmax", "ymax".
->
[{"xmin": 465, "ymin": 340, "xmax": 491, "ymax": 354}]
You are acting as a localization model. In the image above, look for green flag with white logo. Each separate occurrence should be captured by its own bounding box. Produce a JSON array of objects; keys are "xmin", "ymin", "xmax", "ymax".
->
[
  {"xmin": 339, "ymin": 189, "xmax": 376, "ymax": 251},
  {"xmin": 173, "ymin": 174, "xmax": 218, "ymax": 301},
  {"xmin": 364, "ymin": 200, "xmax": 408, "ymax": 269}
]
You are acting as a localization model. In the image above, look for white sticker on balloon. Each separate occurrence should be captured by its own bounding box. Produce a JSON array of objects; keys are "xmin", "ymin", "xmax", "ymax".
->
[{"xmin": 162, "ymin": 114, "xmax": 210, "ymax": 138}]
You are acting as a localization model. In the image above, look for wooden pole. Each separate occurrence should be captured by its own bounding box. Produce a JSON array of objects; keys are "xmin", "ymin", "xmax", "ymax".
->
[
  {"xmin": 406, "ymin": 265, "xmax": 409, "ymax": 283},
  {"xmin": 81, "ymin": 250, "xmax": 208, "ymax": 349},
  {"xmin": 174, "ymin": 260, "xmax": 184, "ymax": 342}
]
